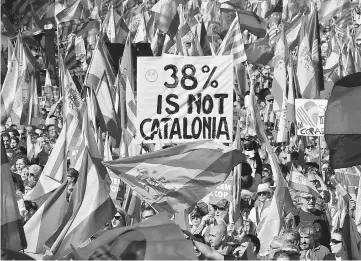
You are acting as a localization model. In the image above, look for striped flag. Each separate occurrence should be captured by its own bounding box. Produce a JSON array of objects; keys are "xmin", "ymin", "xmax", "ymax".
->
[
  {"xmin": 104, "ymin": 141, "xmax": 246, "ymax": 213},
  {"xmin": 217, "ymin": 13, "xmax": 247, "ymax": 65},
  {"xmin": 318, "ymin": 0, "xmax": 352, "ymax": 28},
  {"xmin": 1, "ymin": 143, "xmax": 27, "ymax": 251},
  {"xmin": 28, "ymin": 74, "xmax": 40, "ymax": 125},
  {"xmin": 24, "ymin": 182, "xmax": 69, "ymax": 253},
  {"xmin": 64, "ymin": 35, "xmax": 77, "ymax": 70},
  {"xmin": 289, "ymin": 170, "xmax": 319, "ymax": 198},
  {"xmin": 106, "ymin": 6, "xmax": 130, "ymax": 44},
  {"xmin": 158, "ymin": 0, "xmax": 181, "ymax": 39},
  {"xmin": 272, "ymin": 24, "xmax": 288, "ymax": 112},
  {"xmin": 57, "ymin": 18, "xmax": 100, "ymax": 42},
  {"xmin": 44, "ymin": 147, "xmax": 116, "ymax": 259},
  {"xmin": 296, "ymin": 17, "xmax": 319, "ymax": 99},
  {"xmin": 56, "ymin": 0, "xmax": 90, "ymax": 23},
  {"xmin": 330, "ymin": 177, "xmax": 352, "ymax": 202}
]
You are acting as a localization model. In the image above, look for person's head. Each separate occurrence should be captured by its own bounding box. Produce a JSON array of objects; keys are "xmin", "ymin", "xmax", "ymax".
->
[
  {"xmin": 66, "ymin": 168, "xmax": 79, "ymax": 184},
  {"xmin": 15, "ymin": 156, "xmax": 28, "ymax": 173},
  {"xmin": 261, "ymin": 177, "xmax": 274, "ymax": 188},
  {"xmin": 2, "ymin": 132, "xmax": 11, "ymax": 149},
  {"xmin": 291, "ymin": 151, "xmax": 299, "ymax": 164},
  {"xmin": 20, "ymin": 166, "xmax": 30, "ymax": 181},
  {"xmin": 10, "ymin": 136, "xmax": 19, "ymax": 149},
  {"xmin": 112, "ymin": 211, "xmax": 126, "ymax": 228},
  {"xmin": 283, "ymin": 230, "xmax": 300, "ymax": 246},
  {"xmin": 273, "ymin": 249, "xmax": 300, "ymax": 260},
  {"xmin": 211, "ymin": 199, "xmax": 229, "ymax": 220},
  {"xmin": 262, "ymin": 164, "xmax": 272, "ymax": 178},
  {"xmin": 300, "ymin": 192, "xmax": 316, "ymax": 212},
  {"xmin": 190, "ymin": 208, "xmax": 203, "ymax": 227},
  {"xmin": 306, "ymin": 172, "xmax": 321, "ymax": 189},
  {"xmin": 208, "ymin": 225, "xmax": 226, "ymax": 248},
  {"xmin": 47, "ymin": 124, "xmax": 58, "ymax": 139},
  {"xmin": 312, "ymin": 220, "xmax": 324, "ymax": 243},
  {"xmin": 41, "ymin": 108, "xmax": 48, "ymax": 119},
  {"xmin": 330, "ymin": 231, "xmax": 345, "ymax": 256},
  {"xmin": 28, "ymin": 164, "xmax": 42, "ymax": 183},
  {"xmin": 243, "ymin": 234, "xmax": 261, "ymax": 256},
  {"xmin": 298, "ymin": 225, "xmax": 315, "ymax": 251},
  {"xmin": 141, "ymin": 206, "xmax": 156, "ymax": 221},
  {"xmin": 257, "ymin": 183, "xmax": 272, "ymax": 202},
  {"xmin": 279, "ymin": 163, "xmax": 289, "ymax": 179},
  {"xmin": 55, "ymin": 105, "xmax": 62, "ymax": 115}
]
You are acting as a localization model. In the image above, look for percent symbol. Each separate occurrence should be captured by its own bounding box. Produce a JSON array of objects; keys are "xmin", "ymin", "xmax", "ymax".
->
[{"xmin": 201, "ymin": 65, "xmax": 218, "ymax": 89}]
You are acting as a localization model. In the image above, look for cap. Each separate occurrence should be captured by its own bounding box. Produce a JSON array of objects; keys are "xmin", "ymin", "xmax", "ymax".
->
[
  {"xmin": 29, "ymin": 164, "xmax": 42, "ymax": 176},
  {"xmin": 257, "ymin": 183, "xmax": 272, "ymax": 194},
  {"xmin": 211, "ymin": 199, "xmax": 229, "ymax": 209}
]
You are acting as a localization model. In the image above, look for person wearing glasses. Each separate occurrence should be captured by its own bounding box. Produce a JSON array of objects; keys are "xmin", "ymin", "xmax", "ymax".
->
[
  {"xmin": 249, "ymin": 183, "xmax": 272, "ymax": 232},
  {"xmin": 210, "ymin": 199, "xmax": 230, "ymax": 226},
  {"xmin": 322, "ymin": 231, "xmax": 348, "ymax": 260}
]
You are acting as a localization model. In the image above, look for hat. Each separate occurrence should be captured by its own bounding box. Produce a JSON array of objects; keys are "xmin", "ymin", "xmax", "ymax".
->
[
  {"xmin": 211, "ymin": 199, "xmax": 229, "ymax": 209},
  {"xmin": 257, "ymin": 183, "xmax": 272, "ymax": 194},
  {"xmin": 29, "ymin": 164, "xmax": 42, "ymax": 176},
  {"xmin": 190, "ymin": 208, "xmax": 203, "ymax": 219},
  {"xmin": 196, "ymin": 201, "xmax": 209, "ymax": 216}
]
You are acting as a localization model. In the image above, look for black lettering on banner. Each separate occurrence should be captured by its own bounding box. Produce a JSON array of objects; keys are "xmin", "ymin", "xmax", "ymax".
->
[
  {"xmin": 140, "ymin": 119, "xmax": 152, "ymax": 139},
  {"xmin": 157, "ymin": 95, "xmax": 162, "ymax": 114},
  {"xmin": 192, "ymin": 117, "xmax": 202, "ymax": 139},
  {"xmin": 164, "ymin": 64, "xmax": 178, "ymax": 88},
  {"xmin": 150, "ymin": 119, "xmax": 160, "ymax": 140},
  {"xmin": 183, "ymin": 118, "xmax": 192, "ymax": 139},
  {"xmin": 165, "ymin": 94, "xmax": 179, "ymax": 114},
  {"xmin": 212, "ymin": 117, "xmax": 217, "ymax": 139},
  {"xmin": 203, "ymin": 117, "xmax": 212, "ymax": 139},
  {"xmin": 214, "ymin": 94, "xmax": 228, "ymax": 114},
  {"xmin": 181, "ymin": 64, "xmax": 198, "ymax": 90},
  {"xmin": 217, "ymin": 117, "xmax": 230, "ymax": 140},
  {"xmin": 202, "ymin": 94, "xmax": 213, "ymax": 114},
  {"xmin": 188, "ymin": 93, "xmax": 202, "ymax": 114},
  {"xmin": 169, "ymin": 118, "xmax": 181, "ymax": 139},
  {"xmin": 161, "ymin": 118, "xmax": 171, "ymax": 139}
]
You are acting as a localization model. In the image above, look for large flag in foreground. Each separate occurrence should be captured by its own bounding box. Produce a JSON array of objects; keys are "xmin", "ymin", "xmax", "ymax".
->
[
  {"xmin": 324, "ymin": 73, "xmax": 361, "ymax": 169},
  {"xmin": 104, "ymin": 141, "xmax": 246, "ymax": 213},
  {"xmin": 1, "ymin": 143, "xmax": 27, "ymax": 251},
  {"xmin": 70, "ymin": 212, "xmax": 197, "ymax": 260}
]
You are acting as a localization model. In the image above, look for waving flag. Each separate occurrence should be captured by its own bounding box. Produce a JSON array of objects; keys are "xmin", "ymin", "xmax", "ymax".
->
[
  {"xmin": 289, "ymin": 170, "xmax": 319, "ymax": 198},
  {"xmin": 244, "ymin": 36, "xmax": 274, "ymax": 65},
  {"xmin": 104, "ymin": 141, "xmax": 246, "ymax": 213},
  {"xmin": 237, "ymin": 10, "xmax": 267, "ymax": 38},
  {"xmin": 318, "ymin": 0, "xmax": 352, "ymax": 28},
  {"xmin": 56, "ymin": 0, "xmax": 90, "ymax": 23},
  {"xmin": 1, "ymin": 143, "xmax": 27, "ymax": 251}
]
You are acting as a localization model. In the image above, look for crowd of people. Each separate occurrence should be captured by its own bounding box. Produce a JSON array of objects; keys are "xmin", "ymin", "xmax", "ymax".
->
[{"xmin": 1, "ymin": 0, "xmax": 361, "ymax": 260}]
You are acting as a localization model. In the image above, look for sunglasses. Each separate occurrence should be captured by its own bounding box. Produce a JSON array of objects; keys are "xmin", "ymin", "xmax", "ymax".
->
[
  {"xmin": 307, "ymin": 146, "xmax": 314, "ymax": 149},
  {"xmin": 330, "ymin": 239, "xmax": 342, "ymax": 245},
  {"xmin": 142, "ymin": 215, "xmax": 153, "ymax": 220},
  {"xmin": 303, "ymin": 197, "xmax": 316, "ymax": 202},
  {"xmin": 213, "ymin": 206, "xmax": 227, "ymax": 211},
  {"xmin": 114, "ymin": 215, "xmax": 122, "ymax": 220},
  {"xmin": 27, "ymin": 173, "xmax": 35, "ymax": 177},
  {"xmin": 258, "ymin": 192, "xmax": 269, "ymax": 196}
]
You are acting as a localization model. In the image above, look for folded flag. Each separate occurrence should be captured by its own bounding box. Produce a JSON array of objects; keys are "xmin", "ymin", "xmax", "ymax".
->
[
  {"xmin": 237, "ymin": 10, "xmax": 267, "ymax": 38},
  {"xmin": 244, "ymin": 36, "xmax": 274, "ymax": 65},
  {"xmin": 1, "ymin": 143, "xmax": 27, "ymax": 251},
  {"xmin": 70, "ymin": 212, "xmax": 197, "ymax": 260},
  {"xmin": 288, "ymin": 170, "xmax": 319, "ymax": 198},
  {"xmin": 324, "ymin": 73, "xmax": 361, "ymax": 169},
  {"xmin": 103, "ymin": 141, "xmax": 246, "ymax": 213}
]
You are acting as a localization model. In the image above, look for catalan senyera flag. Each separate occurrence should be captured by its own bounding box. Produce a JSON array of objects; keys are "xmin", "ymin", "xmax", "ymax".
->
[
  {"xmin": 104, "ymin": 141, "xmax": 246, "ymax": 213},
  {"xmin": 289, "ymin": 170, "xmax": 319, "ymax": 198},
  {"xmin": 330, "ymin": 177, "xmax": 352, "ymax": 202},
  {"xmin": 56, "ymin": 0, "xmax": 89, "ymax": 23},
  {"xmin": 1, "ymin": 143, "xmax": 27, "ymax": 251},
  {"xmin": 237, "ymin": 9, "xmax": 267, "ymax": 38},
  {"xmin": 217, "ymin": 13, "xmax": 247, "ymax": 65},
  {"xmin": 158, "ymin": 0, "xmax": 181, "ymax": 39},
  {"xmin": 70, "ymin": 212, "xmax": 197, "ymax": 260},
  {"xmin": 24, "ymin": 182, "xmax": 69, "ymax": 253},
  {"xmin": 45, "ymin": 147, "xmax": 116, "ymax": 259},
  {"xmin": 318, "ymin": 0, "xmax": 352, "ymax": 28},
  {"xmin": 324, "ymin": 73, "xmax": 361, "ymax": 169}
]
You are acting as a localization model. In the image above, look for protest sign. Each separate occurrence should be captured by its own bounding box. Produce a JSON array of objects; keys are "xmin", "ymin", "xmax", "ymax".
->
[
  {"xmin": 137, "ymin": 56, "xmax": 234, "ymax": 143},
  {"xmin": 202, "ymin": 177, "xmax": 233, "ymax": 204},
  {"xmin": 335, "ymin": 166, "xmax": 361, "ymax": 187},
  {"xmin": 295, "ymin": 99, "xmax": 328, "ymax": 136}
]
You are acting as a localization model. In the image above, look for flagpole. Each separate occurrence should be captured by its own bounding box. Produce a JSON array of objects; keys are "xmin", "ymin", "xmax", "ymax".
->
[{"xmin": 56, "ymin": 23, "xmax": 62, "ymax": 97}]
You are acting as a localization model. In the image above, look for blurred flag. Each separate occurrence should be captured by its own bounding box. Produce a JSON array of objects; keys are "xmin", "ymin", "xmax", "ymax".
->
[
  {"xmin": 1, "ymin": 143, "xmax": 27, "ymax": 251},
  {"xmin": 330, "ymin": 177, "xmax": 352, "ymax": 202},
  {"xmin": 244, "ymin": 36, "xmax": 274, "ymax": 65},
  {"xmin": 56, "ymin": 0, "xmax": 90, "ymax": 23},
  {"xmin": 341, "ymin": 214, "xmax": 361, "ymax": 260},
  {"xmin": 158, "ymin": 0, "xmax": 181, "ymax": 39},
  {"xmin": 70, "ymin": 212, "xmax": 197, "ymax": 260},
  {"xmin": 237, "ymin": 10, "xmax": 267, "ymax": 38},
  {"xmin": 104, "ymin": 141, "xmax": 246, "ymax": 213},
  {"xmin": 318, "ymin": 0, "xmax": 352, "ymax": 29},
  {"xmin": 324, "ymin": 73, "xmax": 361, "ymax": 168},
  {"xmin": 289, "ymin": 170, "xmax": 320, "ymax": 198}
]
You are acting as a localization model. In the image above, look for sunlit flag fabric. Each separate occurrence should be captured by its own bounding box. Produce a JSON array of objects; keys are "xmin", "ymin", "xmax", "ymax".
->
[
  {"xmin": 1, "ymin": 143, "xmax": 27, "ymax": 251},
  {"xmin": 324, "ymin": 73, "xmax": 361, "ymax": 169},
  {"xmin": 288, "ymin": 170, "xmax": 320, "ymax": 198},
  {"xmin": 104, "ymin": 141, "xmax": 246, "ymax": 213}
]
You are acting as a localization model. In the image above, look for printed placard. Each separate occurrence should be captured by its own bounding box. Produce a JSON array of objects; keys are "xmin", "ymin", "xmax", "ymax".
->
[
  {"xmin": 137, "ymin": 56, "xmax": 234, "ymax": 143},
  {"xmin": 295, "ymin": 99, "xmax": 328, "ymax": 136}
]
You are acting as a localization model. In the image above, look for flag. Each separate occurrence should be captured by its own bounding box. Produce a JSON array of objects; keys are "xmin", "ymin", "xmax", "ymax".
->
[
  {"xmin": 289, "ymin": 170, "xmax": 319, "ymax": 198},
  {"xmin": 237, "ymin": 10, "xmax": 267, "ymax": 38},
  {"xmin": 217, "ymin": 14, "xmax": 247, "ymax": 65},
  {"xmin": 341, "ymin": 214, "xmax": 361, "ymax": 260},
  {"xmin": 24, "ymin": 126, "xmax": 67, "ymax": 205},
  {"xmin": 158, "ymin": 0, "xmax": 181, "ymax": 39},
  {"xmin": 95, "ymin": 72, "xmax": 121, "ymax": 148},
  {"xmin": 24, "ymin": 182, "xmax": 69, "ymax": 253},
  {"xmin": 103, "ymin": 141, "xmax": 246, "ymax": 213},
  {"xmin": 1, "ymin": 143, "xmax": 27, "ymax": 251},
  {"xmin": 56, "ymin": 0, "xmax": 90, "ymax": 23},
  {"xmin": 106, "ymin": 6, "xmax": 129, "ymax": 44},
  {"xmin": 356, "ymin": 175, "xmax": 361, "ymax": 233},
  {"xmin": 244, "ymin": 36, "xmax": 274, "ymax": 65},
  {"xmin": 44, "ymin": 148, "xmax": 116, "ymax": 259},
  {"xmin": 272, "ymin": 24, "xmax": 288, "ymax": 112},
  {"xmin": 57, "ymin": 18, "xmax": 100, "ymax": 42},
  {"xmin": 28, "ymin": 74, "xmax": 40, "ymax": 125},
  {"xmin": 70, "ymin": 212, "xmax": 197, "ymax": 260},
  {"xmin": 199, "ymin": 20, "xmax": 212, "ymax": 56},
  {"xmin": 296, "ymin": 17, "xmax": 319, "ymax": 99},
  {"xmin": 330, "ymin": 177, "xmax": 351, "ymax": 202},
  {"xmin": 324, "ymin": 73, "xmax": 361, "ymax": 169},
  {"xmin": 318, "ymin": 0, "xmax": 352, "ymax": 28}
]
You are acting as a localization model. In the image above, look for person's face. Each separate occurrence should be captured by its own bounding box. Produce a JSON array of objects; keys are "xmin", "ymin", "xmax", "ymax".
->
[
  {"xmin": 10, "ymin": 139, "xmax": 18, "ymax": 149},
  {"xmin": 112, "ymin": 214, "xmax": 124, "ymax": 228},
  {"xmin": 191, "ymin": 216, "xmax": 201, "ymax": 227},
  {"xmin": 312, "ymin": 222, "xmax": 322, "ymax": 242},
  {"xmin": 67, "ymin": 175, "xmax": 75, "ymax": 183},
  {"xmin": 16, "ymin": 159, "xmax": 26, "ymax": 172},
  {"xmin": 8, "ymin": 131, "xmax": 15, "ymax": 138},
  {"xmin": 37, "ymin": 137, "xmax": 46, "ymax": 147},
  {"xmin": 41, "ymin": 110, "xmax": 47, "ymax": 119},
  {"xmin": 330, "ymin": 233, "xmax": 343, "ymax": 255},
  {"xmin": 2, "ymin": 136, "xmax": 10, "ymax": 148},
  {"xmin": 300, "ymin": 233, "xmax": 313, "ymax": 250},
  {"xmin": 258, "ymin": 191, "xmax": 270, "ymax": 203},
  {"xmin": 301, "ymin": 194, "xmax": 316, "ymax": 211},
  {"xmin": 21, "ymin": 168, "xmax": 29, "ymax": 181},
  {"xmin": 208, "ymin": 204, "xmax": 215, "ymax": 217},
  {"xmin": 262, "ymin": 169, "xmax": 271, "ymax": 178},
  {"xmin": 285, "ymin": 234, "xmax": 299, "ymax": 246},
  {"xmin": 208, "ymin": 229, "xmax": 224, "ymax": 248},
  {"xmin": 308, "ymin": 175, "xmax": 321, "ymax": 189},
  {"xmin": 141, "ymin": 209, "xmax": 155, "ymax": 221},
  {"xmin": 213, "ymin": 205, "xmax": 228, "ymax": 220},
  {"xmin": 48, "ymin": 126, "xmax": 57, "ymax": 138},
  {"xmin": 55, "ymin": 107, "xmax": 61, "ymax": 114},
  {"xmin": 28, "ymin": 172, "xmax": 36, "ymax": 183}
]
